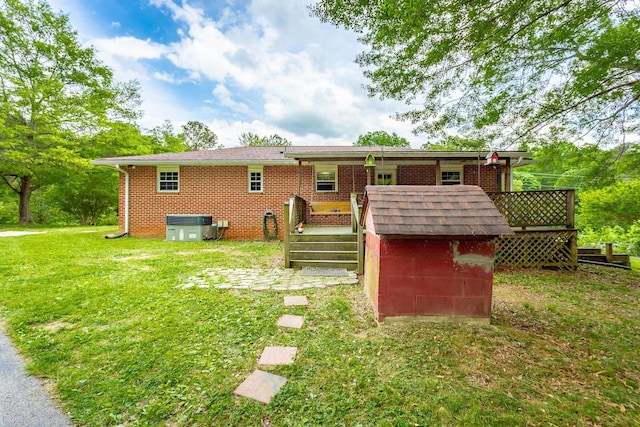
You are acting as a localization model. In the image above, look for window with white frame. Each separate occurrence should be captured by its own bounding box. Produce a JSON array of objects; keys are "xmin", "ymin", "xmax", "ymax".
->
[
  {"xmin": 248, "ymin": 166, "xmax": 263, "ymax": 192},
  {"xmin": 315, "ymin": 165, "xmax": 337, "ymax": 192},
  {"xmin": 376, "ymin": 165, "xmax": 397, "ymax": 185},
  {"xmin": 157, "ymin": 167, "xmax": 179, "ymax": 192},
  {"xmin": 440, "ymin": 165, "xmax": 463, "ymax": 185}
]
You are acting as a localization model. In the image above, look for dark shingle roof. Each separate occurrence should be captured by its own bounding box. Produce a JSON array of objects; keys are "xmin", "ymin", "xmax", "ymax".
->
[
  {"xmin": 93, "ymin": 146, "xmax": 296, "ymax": 165},
  {"xmin": 361, "ymin": 185, "xmax": 512, "ymax": 238},
  {"xmin": 93, "ymin": 145, "xmax": 533, "ymax": 166}
]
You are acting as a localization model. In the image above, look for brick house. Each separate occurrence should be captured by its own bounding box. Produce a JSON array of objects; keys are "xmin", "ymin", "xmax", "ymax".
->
[{"xmin": 93, "ymin": 146, "xmax": 532, "ymax": 240}]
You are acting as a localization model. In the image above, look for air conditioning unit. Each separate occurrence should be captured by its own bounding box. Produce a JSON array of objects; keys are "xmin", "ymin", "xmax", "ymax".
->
[{"xmin": 166, "ymin": 215, "xmax": 216, "ymax": 241}]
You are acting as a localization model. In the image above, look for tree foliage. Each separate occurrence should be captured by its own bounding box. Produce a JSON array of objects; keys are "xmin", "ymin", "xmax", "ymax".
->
[
  {"xmin": 578, "ymin": 179, "xmax": 640, "ymax": 228},
  {"xmin": 148, "ymin": 120, "xmax": 188, "ymax": 153},
  {"xmin": 311, "ymin": 1, "xmax": 640, "ymax": 145},
  {"xmin": 238, "ymin": 132, "xmax": 292, "ymax": 146},
  {"xmin": 0, "ymin": 0, "xmax": 139, "ymax": 223},
  {"xmin": 422, "ymin": 135, "xmax": 488, "ymax": 151},
  {"xmin": 354, "ymin": 130, "xmax": 410, "ymax": 147},
  {"xmin": 520, "ymin": 141, "xmax": 639, "ymax": 189},
  {"xmin": 181, "ymin": 121, "xmax": 221, "ymax": 151}
]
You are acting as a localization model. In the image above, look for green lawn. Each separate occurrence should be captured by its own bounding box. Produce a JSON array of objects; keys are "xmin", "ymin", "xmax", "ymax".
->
[{"xmin": 1, "ymin": 227, "xmax": 638, "ymax": 426}]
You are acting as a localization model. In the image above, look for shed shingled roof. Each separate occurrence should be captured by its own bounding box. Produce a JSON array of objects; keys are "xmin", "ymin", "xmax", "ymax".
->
[{"xmin": 361, "ymin": 185, "xmax": 512, "ymax": 238}]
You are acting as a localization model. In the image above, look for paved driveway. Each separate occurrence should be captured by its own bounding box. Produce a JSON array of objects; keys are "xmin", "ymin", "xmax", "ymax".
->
[{"xmin": 0, "ymin": 328, "xmax": 72, "ymax": 427}]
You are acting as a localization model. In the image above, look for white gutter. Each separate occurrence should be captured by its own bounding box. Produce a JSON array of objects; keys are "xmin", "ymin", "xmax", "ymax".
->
[{"xmin": 114, "ymin": 164, "xmax": 129, "ymax": 234}]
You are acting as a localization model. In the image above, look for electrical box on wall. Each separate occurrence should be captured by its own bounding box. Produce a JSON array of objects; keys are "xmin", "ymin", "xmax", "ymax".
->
[{"xmin": 217, "ymin": 220, "xmax": 229, "ymax": 228}]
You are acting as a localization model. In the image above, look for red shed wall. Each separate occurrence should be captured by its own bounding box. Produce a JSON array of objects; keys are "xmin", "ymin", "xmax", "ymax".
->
[{"xmin": 370, "ymin": 238, "xmax": 496, "ymax": 321}]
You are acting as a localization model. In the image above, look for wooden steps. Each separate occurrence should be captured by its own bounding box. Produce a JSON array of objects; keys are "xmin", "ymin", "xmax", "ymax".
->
[
  {"xmin": 578, "ymin": 246, "xmax": 631, "ymax": 268},
  {"xmin": 289, "ymin": 231, "xmax": 358, "ymax": 270}
]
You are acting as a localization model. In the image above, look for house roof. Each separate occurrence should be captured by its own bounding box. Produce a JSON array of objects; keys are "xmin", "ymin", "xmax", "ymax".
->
[
  {"xmin": 360, "ymin": 185, "xmax": 513, "ymax": 238},
  {"xmin": 93, "ymin": 145, "xmax": 533, "ymax": 167},
  {"xmin": 92, "ymin": 146, "xmax": 298, "ymax": 166}
]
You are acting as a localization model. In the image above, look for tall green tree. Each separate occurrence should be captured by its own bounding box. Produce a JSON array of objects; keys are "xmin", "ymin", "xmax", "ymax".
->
[
  {"xmin": 149, "ymin": 120, "xmax": 188, "ymax": 153},
  {"xmin": 0, "ymin": 0, "xmax": 139, "ymax": 223},
  {"xmin": 238, "ymin": 132, "xmax": 292, "ymax": 146},
  {"xmin": 51, "ymin": 122, "xmax": 154, "ymax": 225},
  {"xmin": 312, "ymin": 1, "xmax": 640, "ymax": 145},
  {"xmin": 422, "ymin": 136, "xmax": 488, "ymax": 151},
  {"xmin": 578, "ymin": 180, "xmax": 640, "ymax": 228},
  {"xmin": 181, "ymin": 121, "xmax": 221, "ymax": 151},
  {"xmin": 354, "ymin": 130, "xmax": 410, "ymax": 147}
]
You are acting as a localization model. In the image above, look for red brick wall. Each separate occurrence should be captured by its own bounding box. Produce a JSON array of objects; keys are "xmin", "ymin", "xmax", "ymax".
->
[
  {"xmin": 366, "ymin": 236, "xmax": 495, "ymax": 321},
  {"xmin": 464, "ymin": 164, "xmax": 502, "ymax": 192},
  {"xmin": 119, "ymin": 165, "xmax": 300, "ymax": 240},
  {"xmin": 116, "ymin": 162, "xmax": 505, "ymax": 239},
  {"xmin": 398, "ymin": 165, "xmax": 437, "ymax": 185}
]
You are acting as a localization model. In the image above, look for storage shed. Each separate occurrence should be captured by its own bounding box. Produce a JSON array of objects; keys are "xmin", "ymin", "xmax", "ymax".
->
[{"xmin": 360, "ymin": 185, "xmax": 512, "ymax": 322}]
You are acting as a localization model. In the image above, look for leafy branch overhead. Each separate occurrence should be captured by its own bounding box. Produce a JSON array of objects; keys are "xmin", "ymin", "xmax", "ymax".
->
[{"xmin": 311, "ymin": 0, "xmax": 640, "ymax": 145}]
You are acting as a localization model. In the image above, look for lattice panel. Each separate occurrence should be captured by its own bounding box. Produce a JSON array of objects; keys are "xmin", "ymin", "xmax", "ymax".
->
[
  {"xmin": 496, "ymin": 230, "xmax": 578, "ymax": 269},
  {"xmin": 488, "ymin": 190, "xmax": 571, "ymax": 228}
]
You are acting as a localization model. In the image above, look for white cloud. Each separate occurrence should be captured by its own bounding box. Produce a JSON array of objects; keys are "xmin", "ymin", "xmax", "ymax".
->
[
  {"xmin": 92, "ymin": 36, "xmax": 168, "ymax": 60},
  {"xmin": 49, "ymin": 0, "xmax": 421, "ymax": 147}
]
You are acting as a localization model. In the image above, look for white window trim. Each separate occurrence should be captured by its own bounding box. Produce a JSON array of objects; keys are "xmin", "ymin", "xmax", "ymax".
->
[
  {"xmin": 248, "ymin": 166, "xmax": 263, "ymax": 193},
  {"xmin": 376, "ymin": 165, "xmax": 397, "ymax": 185},
  {"xmin": 157, "ymin": 166, "xmax": 179, "ymax": 193},
  {"xmin": 440, "ymin": 164, "xmax": 463, "ymax": 186},
  {"xmin": 315, "ymin": 165, "xmax": 338, "ymax": 192}
]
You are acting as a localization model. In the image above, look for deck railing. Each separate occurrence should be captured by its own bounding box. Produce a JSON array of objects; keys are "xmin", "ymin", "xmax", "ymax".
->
[
  {"xmin": 351, "ymin": 193, "xmax": 364, "ymax": 274},
  {"xmin": 487, "ymin": 189, "xmax": 575, "ymax": 229},
  {"xmin": 488, "ymin": 190, "xmax": 578, "ymax": 269}
]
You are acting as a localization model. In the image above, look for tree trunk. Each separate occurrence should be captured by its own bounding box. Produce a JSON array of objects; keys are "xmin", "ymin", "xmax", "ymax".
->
[{"xmin": 19, "ymin": 175, "xmax": 34, "ymax": 224}]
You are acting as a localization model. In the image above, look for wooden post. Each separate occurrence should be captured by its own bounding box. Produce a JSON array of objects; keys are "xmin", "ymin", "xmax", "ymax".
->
[
  {"xmin": 605, "ymin": 243, "xmax": 613, "ymax": 263},
  {"xmin": 435, "ymin": 160, "xmax": 441, "ymax": 185},
  {"xmin": 284, "ymin": 201, "xmax": 291, "ymax": 268},
  {"xmin": 504, "ymin": 157, "xmax": 511, "ymax": 192},
  {"xmin": 566, "ymin": 190, "xmax": 575, "ymax": 228},
  {"xmin": 357, "ymin": 226, "xmax": 364, "ymax": 275}
]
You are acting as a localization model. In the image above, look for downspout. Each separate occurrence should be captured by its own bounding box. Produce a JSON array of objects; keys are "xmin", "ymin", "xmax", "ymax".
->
[{"xmin": 114, "ymin": 164, "xmax": 130, "ymax": 234}]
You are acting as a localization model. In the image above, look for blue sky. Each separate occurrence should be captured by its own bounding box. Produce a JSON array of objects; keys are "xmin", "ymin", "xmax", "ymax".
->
[{"xmin": 46, "ymin": 0, "xmax": 420, "ymax": 147}]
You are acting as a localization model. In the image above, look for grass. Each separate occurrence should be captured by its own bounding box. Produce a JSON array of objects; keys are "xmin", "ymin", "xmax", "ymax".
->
[{"xmin": 1, "ymin": 226, "xmax": 639, "ymax": 426}]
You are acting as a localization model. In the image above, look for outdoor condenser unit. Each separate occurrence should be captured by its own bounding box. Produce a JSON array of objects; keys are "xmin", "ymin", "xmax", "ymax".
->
[{"xmin": 166, "ymin": 215, "xmax": 216, "ymax": 241}]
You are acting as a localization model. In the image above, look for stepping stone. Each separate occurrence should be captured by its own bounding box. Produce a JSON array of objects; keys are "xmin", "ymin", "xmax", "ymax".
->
[
  {"xmin": 284, "ymin": 295, "xmax": 308, "ymax": 306},
  {"xmin": 276, "ymin": 314, "xmax": 304, "ymax": 329},
  {"xmin": 258, "ymin": 346, "xmax": 298, "ymax": 366},
  {"xmin": 233, "ymin": 370, "xmax": 287, "ymax": 404}
]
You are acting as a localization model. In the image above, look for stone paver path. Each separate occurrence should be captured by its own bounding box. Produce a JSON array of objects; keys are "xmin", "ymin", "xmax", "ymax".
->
[
  {"xmin": 276, "ymin": 314, "xmax": 304, "ymax": 329},
  {"xmin": 178, "ymin": 268, "xmax": 358, "ymax": 291},
  {"xmin": 284, "ymin": 296, "xmax": 308, "ymax": 306},
  {"xmin": 258, "ymin": 346, "xmax": 298, "ymax": 366},
  {"xmin": 233, "ymin": 370, "xmax": 288, "ymax": 404}
]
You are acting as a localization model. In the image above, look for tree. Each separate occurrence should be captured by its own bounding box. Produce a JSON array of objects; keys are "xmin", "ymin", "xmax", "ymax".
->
[
  {"xmin": 354, "ymin": 130, "xmax": 410, "ymax": 147},
  {"xmin": 311, "ymin": 1, "xmax": 640, "ymax": 146},
  {"xmin": 238, "ymin": 132, "xmax": 292, "ymax": 146},
  {"xmin": 47, "ymin": 166, "xmax": 117, "ymax": 225},
  {"xmin": 578, "ymin": 180, "xmax": 640, "ymax": 228},
  {"xmin": 422, "ymin": 136, "xmax": 488, "ymax": 151},
  {"xmin": 181, "ymin": 121, "xmax": 221, "ymax": 151},
  {"xmin": 0, "ymin": 0, "xmax": 139, "ymax": 223},
  {"xmin": 148, "ymin": 120, "xmax": 188, "ymax": 153}
]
